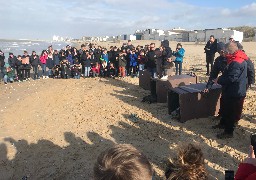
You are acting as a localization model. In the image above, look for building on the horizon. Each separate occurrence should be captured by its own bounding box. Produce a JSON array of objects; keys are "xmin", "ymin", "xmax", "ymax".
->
[{"xmin": 81, "ymin": 27, "xmax": 244, "ymax": 43}]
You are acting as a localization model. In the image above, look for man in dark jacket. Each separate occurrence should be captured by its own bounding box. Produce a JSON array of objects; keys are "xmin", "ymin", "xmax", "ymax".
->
[
  {"xmin": 215, "ymin": 42, "xmax": 248, "ymax": 139},
  {"xmin": 204, "ymin": 42, "xmax": 227, "ymax": 127},
  {"xmin": 161, "ymin": 40, "xmax": 172, "ymax": 79},
  {"xmin": 146, "ymin": 43, "xmax": 157, "ymax": 78},
  {"xmin": 30, "ymin": 51, "xmax": 40, "ymax": 80},
  {"xmin": 0, "ymin": 50, "xmax": 5, "ymax": 80},
  {"xmin": 8, "ymin": 53, "xmax": 17, "ymax": 79},
  {"xmin": 204, "ymin": 35, "xmax": 217, "ymax": 75}
]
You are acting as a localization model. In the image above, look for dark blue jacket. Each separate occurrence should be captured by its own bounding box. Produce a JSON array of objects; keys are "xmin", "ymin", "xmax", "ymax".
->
[
  {"xmin": 46, "ymin": 57, "xmax": 55, "ymax": 69},
  {"xmin": 53, "ymin": 54, "xmax": 60, "ymax": 66},
  {"xmin": 206, "ymin": 56, "xmax": 227, "ymax": 89},
  {"xmin": 218, "ymin": 60, "xmax": 247, "ymax": 98}
]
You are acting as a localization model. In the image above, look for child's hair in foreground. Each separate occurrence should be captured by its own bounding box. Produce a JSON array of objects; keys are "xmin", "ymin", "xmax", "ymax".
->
[
  {"xmin": 94, "ymin": 144, "xmax": 153, "ymax": 180},
  {"xmin": 165, "ymin": 143, "xmax": 207, "ymax": 180}
]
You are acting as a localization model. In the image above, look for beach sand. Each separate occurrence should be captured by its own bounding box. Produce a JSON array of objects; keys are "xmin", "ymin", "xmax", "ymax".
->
[{"xmin": 0, "ymin": 41, "xmax": 256, "ymax": 179}]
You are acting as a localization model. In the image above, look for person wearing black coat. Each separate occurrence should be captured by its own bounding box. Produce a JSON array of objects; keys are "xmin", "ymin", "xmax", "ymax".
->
[
  {"xmin": 215, "ymin": 42, "xmax": 248, "ymax": 139},
  {"xmin": 30, "ymin": 51, "xmax": 40, "ymax": 79},
  {"xmin": 46, "ymin": 52, "xmax": 55, "ymax": 78},
  {"xmin": 204, "ymin": 42, "xmax": 227, "ymax": 128},
  {"xmin": 0, "ymin": 50, "xmax": 5, "ymax": 80},
  {"xmin": 204, "ymin": 35, "xmax": 217, "ymax": 75},
  {"xmin": 161, "ymin": 40, "xmax": 172, "ymax": 78},
  {"xmin": 146, "ymin": 43, "xmax": 157, "ymax": 78},
  {"xmin": 53, "ymin": 50, "xmax": 60, "ymax": 66},
  {"xmin": 16, "ymin": 55, "xmax": 23, "ymax": 81},
  {"xmin": 94, "ymin": 47, "xmax": 102, "ymax": 63},
  {"xmin": 8, "ymin": 53, "xmax": 17, "ymax": 79},
  {"xmin": 60, "ymin": 59, "xmax": 71, "ymax": 79}
]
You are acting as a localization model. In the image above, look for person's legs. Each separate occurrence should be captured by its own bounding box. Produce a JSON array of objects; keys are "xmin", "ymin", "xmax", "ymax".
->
[
  {"xmin": 179, "ymin": 62, "xmax": 182, "ymax": 75},
  {"xmin": 34, "ymin": 66, "xmax": 39, "ymax": 79},
  {"xmin": 88, "ymin": 67, "xmax": 91, "ymax": 77},
  {"xmin": 84, "ymin": 67, "xmax": 88, "ymax": 77},
  {"xmin": 3, "ymin": 75, "xmax": 8, "ymax": 84},
  {"xmin": 206, "ymin": 55, "xmax": 210, "ymax": 75},
  {"xmin": 175, "ymin": 62, "xmax": 178, "ymax": 75},
  {"xmin": 139, "ymin": 64, "xmax": 144, "ymax": 71}
]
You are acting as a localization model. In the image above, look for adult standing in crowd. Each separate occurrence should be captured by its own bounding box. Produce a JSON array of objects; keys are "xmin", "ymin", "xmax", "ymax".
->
[
  {"xmin": 161, "ymin": 40, "xmax": 172, "ymax": 79},
  {"xmin": 30, "ymin": 51, "xmax": 40, "ymax": 80},
  {"xmin": 215, "ymin": 42, "xmax": 248, "ymax": 139},
  {"xmin": 204, "ymin": 35, "xmax": 217, "ymax": 75},
  {"xmin": 146, "ymin": 43, "xmax": 157, "ymax": 78},
  {"xmin": 0, "ymin": 50, "xmax": 5, "ymax": 80},
  {"xmin": 8, "ymin": 52, "xmax": 17, "ymax": 79}
]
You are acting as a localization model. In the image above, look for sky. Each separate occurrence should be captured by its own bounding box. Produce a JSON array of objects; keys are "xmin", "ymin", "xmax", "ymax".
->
[{"xmin": 1, "ymin": 0, "xmax": 256, "ymax": 40}]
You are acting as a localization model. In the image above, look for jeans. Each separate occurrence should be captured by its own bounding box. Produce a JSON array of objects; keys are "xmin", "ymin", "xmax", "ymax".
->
[
  {"xmin": 139, "ymin": 64, "xmax": 145, "ymax": 71},
  {"xmin": 4, "ymin": 75, "xmax": 14, "ymax": 83},
  {"xmin": 48, "ymin": 69, "xmax": 53, "ymax": 76},
  {"xmin": 175, "ymin": 61, "xmax": 182, "ymax": 75},
  {"xmin": 41, "ymin": 64, "xmax": 46, "ymax": 76},
  {"xmin": 33, "ymin": 66, "xmax": 39, "ymax": 79},
  {"xmin": 84, "ymin": 67, "xmax": 91, "ymax": 77},
  {"xmin": 74, "ymin": 75, "xmax": 80, "ymax": 79},
  {"xmin": 147, "ymin": 67, "xmax": 157, "ymax": 78}
]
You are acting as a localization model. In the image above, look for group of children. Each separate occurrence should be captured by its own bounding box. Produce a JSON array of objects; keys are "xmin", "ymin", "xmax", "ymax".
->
[{"xmin": 0, "ymin": 40, "xmax": 185, "ymax": 84}]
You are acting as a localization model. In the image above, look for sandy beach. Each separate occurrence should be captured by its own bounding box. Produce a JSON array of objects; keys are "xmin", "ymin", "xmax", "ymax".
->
[{"xmin": 0, "ymin": 41, "xmax": 256, "ymax": 179}]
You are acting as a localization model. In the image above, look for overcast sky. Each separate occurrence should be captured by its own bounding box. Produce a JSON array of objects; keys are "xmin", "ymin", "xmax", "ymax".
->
[{"xmin": 1, "ymin": 0, "xmax": 256, "ymax": 40}]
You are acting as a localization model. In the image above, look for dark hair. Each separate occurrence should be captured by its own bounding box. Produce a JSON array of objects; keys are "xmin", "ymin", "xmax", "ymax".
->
[
  {"xmin": 210, "ymin": 35, "xmax": 214, "ymax": 38},
  {"xmin": 94, "ymin": 144, "xmax": 153, "ymax": 180},
  {"xmin": 176, "ymin": 43, "xmax": 182, "ymax": 48}
]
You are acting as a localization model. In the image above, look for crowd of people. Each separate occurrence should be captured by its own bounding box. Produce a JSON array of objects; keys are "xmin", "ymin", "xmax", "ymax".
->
[{"xmin": 0, "ymin": 40, "xmax": 185, "ymax": 84}]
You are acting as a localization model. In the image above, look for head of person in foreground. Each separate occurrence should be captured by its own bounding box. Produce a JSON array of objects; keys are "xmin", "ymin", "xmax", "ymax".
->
[{"xmin": 94, "ymin": 144, "xmax": 153, "ymax": 180}]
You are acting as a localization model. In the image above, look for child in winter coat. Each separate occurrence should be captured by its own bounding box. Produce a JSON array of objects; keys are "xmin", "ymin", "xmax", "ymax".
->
[
  {"xmin": 129, "ymin": 50, "xmax": 138, "ymax": 77},
  {"xmin": 91, "ymin": 62, "xmax": 101, "ymax": 77},
  {"xmin": 118, "ymin": 51, "xmax": 127, "ymax": 77},
  {"xmin": 173, "ymin": 43, "xmax": 185, "ymax": 75},
  {"xmin": 40, "ymin": 50, "xmax": 48, "ymax": 78},
  {"xmin": 109, "ymin": 63, "xmax": 116, "ymax": 78},
  {"xmin": 46, "ymin": 52, "xmax": 54, "ymax": 78},
  {"xmin": 138, "ymin": 50, "xmax": 147, "ymax": 71}
]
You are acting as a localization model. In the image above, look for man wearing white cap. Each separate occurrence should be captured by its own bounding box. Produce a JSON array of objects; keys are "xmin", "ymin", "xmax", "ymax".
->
[{"xmin": 229, "ymin": 35, "xmax": 235, "ymax": 42}]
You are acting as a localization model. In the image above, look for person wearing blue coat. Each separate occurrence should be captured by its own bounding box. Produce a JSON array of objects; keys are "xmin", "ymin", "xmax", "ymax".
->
[
  {"xmin": 173, "ymin": 43, "xmax": 185, "ymax": 75},
  {"xmin": 129, "ymin": 50, "xmax": 138, "ymax": 77}
]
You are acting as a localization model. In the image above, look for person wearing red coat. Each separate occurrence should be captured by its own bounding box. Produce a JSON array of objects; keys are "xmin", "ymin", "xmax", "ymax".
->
[{"xmin": 235, "ymin": 146, "xmax": 256, "ymax": 180}]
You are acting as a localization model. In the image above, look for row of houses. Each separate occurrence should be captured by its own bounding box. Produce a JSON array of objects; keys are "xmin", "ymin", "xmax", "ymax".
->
[{"xmin": 82, "ymin": 28, "xmax": 244, "ymax": 43}]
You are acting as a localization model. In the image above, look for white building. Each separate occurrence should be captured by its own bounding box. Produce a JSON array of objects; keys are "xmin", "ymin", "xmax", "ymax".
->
[{"xmin": 205, "ymin": 28, "xmax": 243, "ymax": 43}]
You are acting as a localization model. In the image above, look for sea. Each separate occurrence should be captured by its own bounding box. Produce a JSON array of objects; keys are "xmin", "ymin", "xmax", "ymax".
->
[{"xmin": 0, "ymin": 39, "xmax": 73, "ymax": 62}]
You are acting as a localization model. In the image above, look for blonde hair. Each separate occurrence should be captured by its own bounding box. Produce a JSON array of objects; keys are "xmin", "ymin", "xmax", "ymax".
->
[{"xmin": 94, "ymin": 144, "xmax": 153, "ymax": 180}]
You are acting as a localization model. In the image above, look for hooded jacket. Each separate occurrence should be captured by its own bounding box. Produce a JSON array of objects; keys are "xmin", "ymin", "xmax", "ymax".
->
[
  {"xmin": 217, "ymin": 50, "xmax": 248, "ymax": 98},
  {"xmin": 173, "ymin": 48, "xmax": 185, "ymax": 62}
]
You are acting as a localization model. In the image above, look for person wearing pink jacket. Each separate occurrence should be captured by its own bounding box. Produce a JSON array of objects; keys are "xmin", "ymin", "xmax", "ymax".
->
[{"xmin": 40, "ymin": 50, "xmax": 48, "ymax": 78}]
